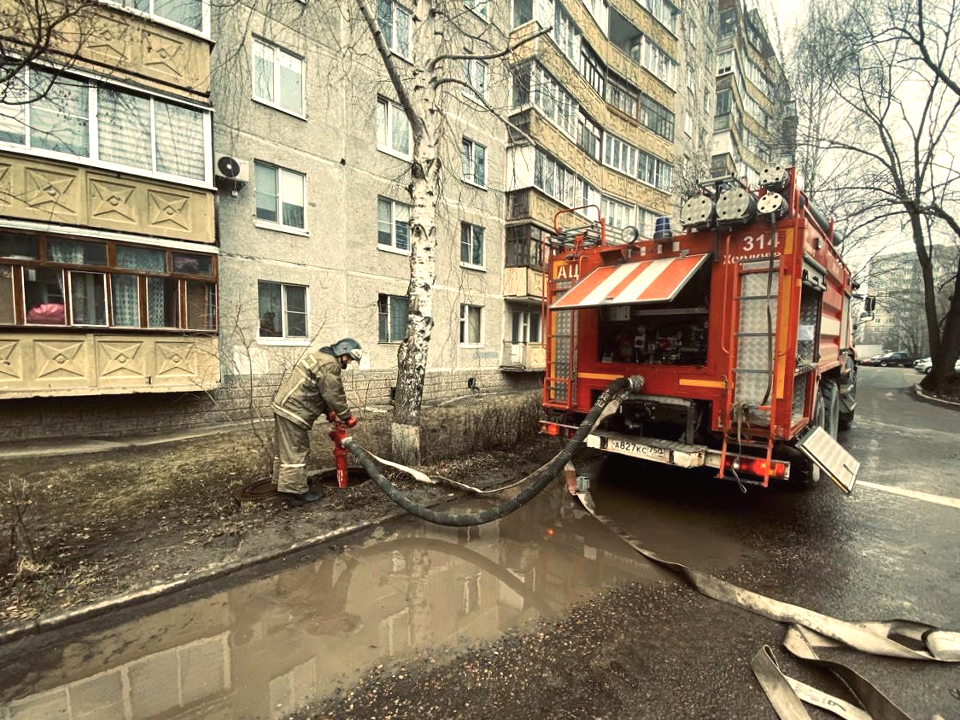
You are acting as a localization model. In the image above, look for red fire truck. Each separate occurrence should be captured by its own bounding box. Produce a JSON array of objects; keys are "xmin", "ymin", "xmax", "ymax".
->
[{"xmin": 540, "ymin": 166, "xmax": 860, "ymax": 491}]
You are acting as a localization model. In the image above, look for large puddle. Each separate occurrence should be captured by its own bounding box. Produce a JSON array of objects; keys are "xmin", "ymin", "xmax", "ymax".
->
[{"xmin": 0, "ymin": 469, "xmax": 754, "ymax": 720}]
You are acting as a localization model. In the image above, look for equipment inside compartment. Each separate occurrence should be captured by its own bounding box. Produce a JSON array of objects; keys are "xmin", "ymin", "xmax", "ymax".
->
[{"xmin": 598, "ymin": 260, "xmax": 711, "ymax": 366}]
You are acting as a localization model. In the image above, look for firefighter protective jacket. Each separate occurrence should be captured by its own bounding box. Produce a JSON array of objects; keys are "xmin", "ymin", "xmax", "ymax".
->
[{"xmin": 271, "ymin": 347, "xmax": 352, "ymax": 429}]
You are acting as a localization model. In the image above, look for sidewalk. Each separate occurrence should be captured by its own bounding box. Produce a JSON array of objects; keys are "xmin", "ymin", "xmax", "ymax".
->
[{"xmin": 0, "ymin": 419, "xmax": 272, "ymax": 460}]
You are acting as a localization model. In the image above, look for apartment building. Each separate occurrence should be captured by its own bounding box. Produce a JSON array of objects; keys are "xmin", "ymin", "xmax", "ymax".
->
[
  {"xmin": 712, "ymin": 0, "xmax": 794, "ymax": 186},
  {"xmin": 210, "ymin": 1, "xmax": 540, "ymax": 403},
  {"xmin": 859, "ymin": 245, "xmax": 959, "ymax": 355},
  {"xmin": 0, "ymin": 1, "xmax": 219, "ymax": 412}
]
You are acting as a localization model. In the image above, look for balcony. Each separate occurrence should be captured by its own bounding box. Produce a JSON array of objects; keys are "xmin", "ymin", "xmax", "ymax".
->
[
  {"xmin": 501, "ymin": 341, "xmax": 546, "ymax": 372},
  {"xmin": 0, "ymin": 332, "xmax": 220, "ymax": 398}
]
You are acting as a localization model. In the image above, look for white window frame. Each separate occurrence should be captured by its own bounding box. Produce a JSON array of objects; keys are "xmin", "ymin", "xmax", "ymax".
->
[
  {"xmin": 462, "ymin": 58, "xmax": 488, "ymax": 101},
  {"xmin": 717, "ymin": 50, "xmax": 734, "ymax": 75},
  {"xmin": 600, "ymin": 194, "xmax": 634, "ymax": 230},
  {"xmin": 460, "ymin": 222, "xmax": 485, "ymax": 269},
  {"xmin": 254, "ymin": 161, "xmax": 307, "ymax": 234},
  {"xmin": 511, "ymin": 309, "xmax": 541, "ymax": 343},
  {"xmin": 684, "ymin": 111, "xmax": 692, "ymax": 136},
  {"xmin": 377, "ymin": 197, "xmax": 411, "ymax": 253},
  {"xmin": 252, "ymin": 39, "xmax": 305, "ymax": 118},
  {"xmin": 102, "ymin": 0, "xmax": 210, "ymax": 38},
  {"xmin": 0, "ymin": 67, "xmax": 212, "ymax": 187},
  {"xmin": 603, "ymin": 133, "xmax": 638, "ymax": 178},
  {"xmin": 376, "ymin": 97, "xmax": 411, "ymax": 159},
  {"xmin": 464, "ymin": 0, "xmax": 489, "ymax": 20},
  {"xmin": 459, "ymin": 303, "xmax": 483, "ymax": 346},
  {"xmin": 378, "ymin": 293, "xmax": 408, "ymax": 343},
  {"xmin": 257, "ymin": 280, "xmax": 309, "ymax": 343},
  {"xmin": 377, "ymin": 0, "xmax": 412, "ymax": 58},
  {"xmin": 462, "ymin": 137, "xmax": 487, "ymax": 188}
]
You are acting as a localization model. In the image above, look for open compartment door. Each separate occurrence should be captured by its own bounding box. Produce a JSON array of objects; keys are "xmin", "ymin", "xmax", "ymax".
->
[{"xmin": 796, "ymin": 426, "xmax": 860, "ymax": 493}]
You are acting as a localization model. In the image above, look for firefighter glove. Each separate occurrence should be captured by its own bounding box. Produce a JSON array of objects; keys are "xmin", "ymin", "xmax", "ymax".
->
[
  {"xmin": 326, "ymin": 411, "xmax": 337, "ymax": 423},
  {"xmin": 345, "ymin": 417, "xmax": 358, "ymax": 429}
]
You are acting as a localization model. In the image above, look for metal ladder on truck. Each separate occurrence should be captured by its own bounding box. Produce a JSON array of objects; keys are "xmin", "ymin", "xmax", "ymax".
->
[{"xmin": 719, "ymin": 254, "xmax": 784, "ymax": 487}]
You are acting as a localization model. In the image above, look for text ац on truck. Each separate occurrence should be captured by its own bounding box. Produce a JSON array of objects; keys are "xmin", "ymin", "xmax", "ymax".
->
[{"xmin": 539, "ymin": 165, "xmax": 861, "ymax": 492}]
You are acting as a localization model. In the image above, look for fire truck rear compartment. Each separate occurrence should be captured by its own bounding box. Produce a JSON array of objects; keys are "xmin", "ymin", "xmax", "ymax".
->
[{"xmin": 597, "ymin": 258, "xmax": 711, "ymax": 366}]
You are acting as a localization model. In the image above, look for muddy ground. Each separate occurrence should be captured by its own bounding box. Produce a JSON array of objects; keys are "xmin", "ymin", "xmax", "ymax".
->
[{"xmin": 0, "ymin": 429, "xmax": 561, "ymax": 630}]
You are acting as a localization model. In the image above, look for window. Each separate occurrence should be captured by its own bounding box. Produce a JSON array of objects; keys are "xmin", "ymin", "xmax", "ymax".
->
[
  {"xmin": 460, "ymin": 223, "xmax": 485, "ymax": 267},
  {"xmin": 637, "ymin": 150, "xmax": 672, "ymax": 191},
  {"xmin": 687, "ymin": 65, "xmax": 696, "ymax": 92},
  {"xmin": 717, "ymin": 50, "xmax": 734, "ymax": 75},
  {"xmin": 104, "ymin": 0, "xmax": 204, "ymax": 33},
  {"xmin": 0, "ymin": 68, "xmax": 209, "ymax": 182},
  {"xmin": 513, "ymin": 62, "xmax": 577, "ymax": 137},
  {"xmin": 459, "ymin": 304, "xmax": 482, "ymax": 345},
  {"xmin": 639, "ymin": 94, "xmax": 674, "ymax": 140},
  {"xmin": 746, "ymin": 59, "xmax": 771, "ymax": 95},
  {"xmin": 253, "ymin": 40, "xmax": 304, "ymax": 116},
  {"xmin": 258, "ymin": 281, "xmax": 307, "ymax": 338},
  {"xmin": 640, "ymin": 36, "xmax": 677, "ymax": 88},
  {"xmin": 643, "ymin": 0, "xmax": 678, "ymax": 33},
  {"xmin": 377, "ymin": 0, "xmax": 412, "ymax": 56},
  {"xmin": 462, "ymin": 58, "xmax": 488, "ymax": 100},
  {"xmin": 505, "ymin": 226, "xmax": 546, "ymax": 269},
  {"xmin": 605, "ymin": 72, "xmax": 638, "ymax": 117},
  {"xmin": 462, "ymin": 138, "xmax": 486, "ymax": 187},
  {"xmin": 582, "ymin": 0, "xmax": 607, "ymax": 29},
  {"xmin": 716, "ymin": 89, "xmax": 732, "ymax": 116},
  {"xmin": 577, "ymin": 110, "xmax": 602, "ymax": 160},
  {"xmin": 464, "ymin": 0, "xmax": 488, "ymax": 19},
  {"xmin": 579, "ymin": 44, "xmax": 605, "ymax": 97},
  {"xmin": 686, "ymin": 19, "xmax": 696, "ymax": 45},
  {"xmin": 377, "ymin": 197, "xmax": 411, "ymax": 251},
  {"xmin": 534, "ymin": 150, "xmax": 578, "ymax": 206},
  {"xmin": 255, "ymin": 162, "xmax": 305, "ymax": 230},
  {"xmin": 637, "ymin": 207, "xmax": 656, "ymax": 237},
  {"xmin": 551, "ymin": 1, "xmax": 582, "ymax": 66},
  {"xmin": 378, "ymin": 293, "xmax": 408, "ymax": 342},
  {"xmin": 377, "ymin": 97, "xmax": 411, "ymax": 157},
  {"xmin": 511, "ymin": 310, "xmax": 541, "ymax": 343},
  {"xmin": 0, "ymin": 232, "xmax": 215, "ymax": 330},
  {"xmin": 513, "ymin": 0, "xmax": 532, "ymax": 26},
  {"xmin": 719, "ymin": 7, "xmax": 736, "ymax": 36},
  {"xmin": 684, "ymin": 111, "xmax": 692, "ymax": 136},
  {"xmin": 600, "ymin": 195, "xmax": 634, "ymax": 229},
  {"xmin": 603, "ymin": 133, "xmax": 638, "ymax": 177}
]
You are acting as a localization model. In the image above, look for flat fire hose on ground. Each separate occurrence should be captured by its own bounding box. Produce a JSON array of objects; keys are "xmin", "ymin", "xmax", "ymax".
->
[{"xmin": 342, "ymin": 452, "xmax": 959, "ymax": 720}]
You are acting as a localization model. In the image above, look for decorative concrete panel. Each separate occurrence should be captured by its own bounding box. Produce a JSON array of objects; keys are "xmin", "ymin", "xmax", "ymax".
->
[
  {"xmin": 0, "ymin": 338, "xmax": 21, "ymax": 381},
  {"xmin": 0, "ymin": 333, "xmax": 219, "ymax": 398},
  {"xmin": 23, "ymin": 166, "xmax": 80, "ymax": 219},
  {"xmin": 97, "ymin": 339, "xmax": 147, "ymax": 380},
  {"xmin": 0, "ymin": 154, "xmax": 215, "ymax": 244}
]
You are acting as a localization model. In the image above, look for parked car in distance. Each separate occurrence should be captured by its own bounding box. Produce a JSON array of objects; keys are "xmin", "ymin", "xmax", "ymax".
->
[
  {"xmin": 860, "ymin": 351, "xmax": 915, "ymax": 367},
  {"xmin": 915, "ymin": 357, "xmax": 960, "ymax": 374}
]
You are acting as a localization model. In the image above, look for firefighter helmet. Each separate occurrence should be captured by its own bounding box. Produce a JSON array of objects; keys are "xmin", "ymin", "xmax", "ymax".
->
[{"xmin": 332, "ymin": 338, "xmax": 363, "ymax": 362}]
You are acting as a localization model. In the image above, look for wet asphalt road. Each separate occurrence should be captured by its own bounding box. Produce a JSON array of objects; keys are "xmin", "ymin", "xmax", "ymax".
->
[{"xmin": 1, "ymin": 366, "xmax": 958, "ymax": 719}]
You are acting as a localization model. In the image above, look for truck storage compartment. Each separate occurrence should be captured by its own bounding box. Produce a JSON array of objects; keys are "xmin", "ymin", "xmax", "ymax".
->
[{"xmin": 596, "ymin": 257, "xmax": 711, "ymax": 366}]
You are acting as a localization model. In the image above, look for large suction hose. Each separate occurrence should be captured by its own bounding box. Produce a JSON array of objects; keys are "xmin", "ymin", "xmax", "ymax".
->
[{"xmin": 343, "ymin": 376, "xmax": 642, "ymax": 526}]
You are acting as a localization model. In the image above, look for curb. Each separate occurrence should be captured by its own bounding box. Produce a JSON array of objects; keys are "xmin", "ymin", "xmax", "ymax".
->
[
  {"xmin": 0, "ymin": 492, "xmax": 456, "ymax": 648},
  {"xmin": 912, "ymin": 383, "xmax": 960, "ymax": 411}
]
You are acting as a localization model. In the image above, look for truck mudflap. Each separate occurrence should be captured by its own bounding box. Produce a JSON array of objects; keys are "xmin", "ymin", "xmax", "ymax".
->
[
  {"xmin": 586, "ymin": 430, "xmax": 713, "ymax": 470},
  {"xmin": 796, "ymin": 426, "xmax": 860, "ymax": 494}
]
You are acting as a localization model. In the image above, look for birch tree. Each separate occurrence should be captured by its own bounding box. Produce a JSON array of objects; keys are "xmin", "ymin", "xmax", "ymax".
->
[
  {"xmin": 350, "ymin": 0, "xmax": 546, "ymax": 464},
  {"xmin": 800, "ymin": 0, "xmax": 960, "ymax": 392}
]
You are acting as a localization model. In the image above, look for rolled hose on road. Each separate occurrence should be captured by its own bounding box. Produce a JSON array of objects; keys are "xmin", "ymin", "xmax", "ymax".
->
[{"xmin": 343, "ymin": 375, "xmax": 642, "ymax": 526}]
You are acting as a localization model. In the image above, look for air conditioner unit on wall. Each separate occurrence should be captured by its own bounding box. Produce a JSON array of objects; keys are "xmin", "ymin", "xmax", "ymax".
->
[{"xmin": 214, "ymin": 154, "xmax": 249, "ymax": 183}]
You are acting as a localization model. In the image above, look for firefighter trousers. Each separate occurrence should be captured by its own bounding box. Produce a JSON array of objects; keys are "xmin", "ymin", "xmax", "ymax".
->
[{"xmin": 273, "ymin": 414, "xmax": 311, "ymax": 494}]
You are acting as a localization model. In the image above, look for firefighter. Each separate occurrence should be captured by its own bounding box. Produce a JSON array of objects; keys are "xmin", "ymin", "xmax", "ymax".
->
[{"xmin": 271, "ymin": 338, "xmax": 362, "ymax": 504}]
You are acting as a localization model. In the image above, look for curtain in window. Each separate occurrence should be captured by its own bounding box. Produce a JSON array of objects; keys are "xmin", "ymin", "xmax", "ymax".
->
[
  {"xmin": 280, "ymin": 170, "xmax": 304, "ymax": 228},
  {"xmin": 253, "ymin": 42, "xmax": 275, "ymax": 103},
  {"xmin": 69, "ymin": 272, "xmax": 106, "ymax": 325},
  {"xmin": 392, "ymin": 106, "xmax": 409, "ymax": 155},
  {"xmin": 278, "ymin": 52, "xmax": 303, "ymax": 114},
  {"xmin": 255, "ymin": 163, "xmax": 278, "ymax": 222},
  {"xmin": 0, "ymin": 265, "xmax": 14, "ymax": 323},
  {"xmin": 155, "ymin": 100, "xmax": 204, "ymax": 180},
  {"xmin": 147, "ymin": 277, "xmax": 176, "ymax": 327},
  {"xmin": 112, "ymin": 274, "xmax": 139, "ymax": 326},
  {"xmin": 98, "ymin": 88, "xmax": 152, "ymax": 170},
  {"xmin": 258, "ymin": 281, "xmax": 283, "ymax": 336},
  {"xmin": 117, "ymin": 246, "xmax": 166, "ymax": 272},
  {"xmin": 48, "ymin": 241, "xmax": 84, "ymax": 264},
  {"xmin": 467, "ymin": 307, "xmax": 480, "ymax": 343}
]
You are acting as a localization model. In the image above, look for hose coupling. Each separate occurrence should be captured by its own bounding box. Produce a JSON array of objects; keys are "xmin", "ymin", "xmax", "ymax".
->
[{"xmin": 626, "ymin": 375, "xmax": 645, "ymax": 392}]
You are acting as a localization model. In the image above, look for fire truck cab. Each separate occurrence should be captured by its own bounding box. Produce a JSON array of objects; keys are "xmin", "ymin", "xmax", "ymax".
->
[{"xmin": 541, "ymin": 166, "xmax": 860, "ymax": 491}]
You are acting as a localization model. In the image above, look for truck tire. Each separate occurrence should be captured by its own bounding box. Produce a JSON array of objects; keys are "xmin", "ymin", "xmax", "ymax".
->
[
  {"xmin": 839, "ymin": 360, "xmax": 856, "ymax": 430},
  {"xmin": 822, "ymin": 380, "xmax": 840, "ymax": 439}
]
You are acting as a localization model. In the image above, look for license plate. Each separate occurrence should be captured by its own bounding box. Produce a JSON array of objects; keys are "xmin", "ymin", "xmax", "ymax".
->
[{"xmin": 608, "ymin": 438, "xmax": 671, "ymax": 463}]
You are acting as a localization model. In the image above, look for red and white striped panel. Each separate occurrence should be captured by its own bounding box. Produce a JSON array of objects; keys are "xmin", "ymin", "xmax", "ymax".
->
[{"xmin": 551, "ymin": 254, "xmax": 710, "ymax": 309}]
